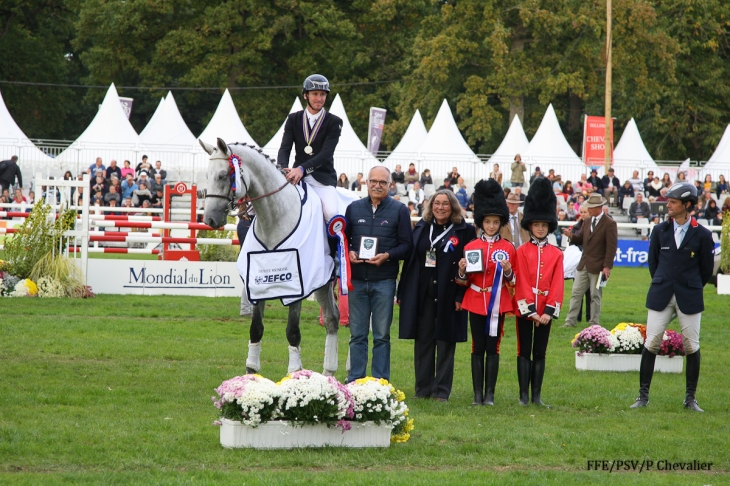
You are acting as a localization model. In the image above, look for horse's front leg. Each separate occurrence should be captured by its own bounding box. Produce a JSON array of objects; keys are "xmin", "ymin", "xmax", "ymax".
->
[
  {"xmin": 245, "ymin": 302, "xmax": 265, "ymax": 374},
  {"xmin": 286, "ymin": 301, "xmax": 303, "ymax": 373},
  {"xmin": 315, "ymin": 282, "xmax": 340, "ymax": 376}
]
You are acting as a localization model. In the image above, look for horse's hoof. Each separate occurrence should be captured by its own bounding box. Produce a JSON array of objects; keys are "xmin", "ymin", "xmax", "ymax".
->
[
  {"xmin": 246, "ymin": 367, "xmax": 258, "ymax": 374},
  {"xmin": 322, "ymin": 369, "xmax": 336, "ymax": 377}
]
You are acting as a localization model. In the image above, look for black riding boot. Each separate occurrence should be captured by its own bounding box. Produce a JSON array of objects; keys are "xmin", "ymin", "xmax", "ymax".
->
[
  {"xmin": 684, "ymin": 350, "xmax": 704, "ymax": 412},
  {"xmin": 483, "ymin": 355, "xmax": 500, "ymax": 406},
  {"xmin": 531, "ymin": 359, "xmax": 550, "ymax": 408},
  {"xmin": 471, "ymin": 354, "xmax": 484, "ymax": 406},
  {"xmin": 630, "ymin": 348, "xmax": 656, "ymax": 408},
  {"xmin": 517, "ymin": 356, "xmax": 531, "ymax": 405}
]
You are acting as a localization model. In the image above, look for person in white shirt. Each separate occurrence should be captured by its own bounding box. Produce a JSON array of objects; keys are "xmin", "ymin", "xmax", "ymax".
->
[{"xmin": 408, "ymin": 181, "xmax": 425, "ymax": 208}]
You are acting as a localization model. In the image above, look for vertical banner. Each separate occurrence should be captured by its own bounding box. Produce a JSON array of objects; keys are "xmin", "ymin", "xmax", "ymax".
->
[
  {"xmin": 367, "ymin": 107, "xmax": 387, "ymax": 156},
  {"xmin": 582, "ymin": 115, "xmax": 614, "ymax": 166},
  {"xmin": 119, "ymin": 97, "xmax": 134, "ymax": 119}
]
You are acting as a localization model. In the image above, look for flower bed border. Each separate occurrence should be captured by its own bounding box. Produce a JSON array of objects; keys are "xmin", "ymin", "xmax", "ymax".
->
[
  {"xmin": 219, "ymin": 418, "xmax": 392, "ymax": 449},
  {"xmin": 575, "ymin": 352, "xmax": 683, "ymax": 373}
]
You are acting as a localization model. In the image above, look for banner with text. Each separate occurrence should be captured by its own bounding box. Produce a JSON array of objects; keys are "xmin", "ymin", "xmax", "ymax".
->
[
  {"xmin": 81, "ymin": 259, "xmax": 242, "ymax": 296},
  {"xmin": 583, "ymin": 115, "xmax": 614, "ymax": 166},
  {"xmin": 367, "ymin": 107, "xmax": 387, "ymax": 156}
]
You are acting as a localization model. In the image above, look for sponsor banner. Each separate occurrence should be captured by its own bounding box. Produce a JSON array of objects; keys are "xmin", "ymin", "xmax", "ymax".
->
[
  {"xmin": 82, "ymin": 259, "xmax": 242, "ymax": 296},
  {"xmin": 613, "ymin": 239, "xmax": 650, "ymax": 267},
  {"xmin": 246, "ymin": 249, "xmax": 304, "ymax": 302},
  {"xmin": 367, "ymin": 107, "xmax": 387, "ymax": 156},
  {"xmin": 583, "ymin": 115, "xmax": 614, "ymax": 166},
  {"xmin": 612, "ymin": 239, "xmax": 719, "ymax": 267}
]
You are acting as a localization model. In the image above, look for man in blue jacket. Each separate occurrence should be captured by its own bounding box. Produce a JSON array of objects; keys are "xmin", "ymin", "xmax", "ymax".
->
[
  {"xmin": 345, "ymin": 166, "xmax": 413, "ymax": 382},
  {"xmin": 630, "ymin": 182, "xmax": 714, "ymax": 412}
]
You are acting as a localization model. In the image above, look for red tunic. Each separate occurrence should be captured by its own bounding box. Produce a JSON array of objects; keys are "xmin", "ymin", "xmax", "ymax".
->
[
  {"xmin": 459, "ymin": 237, "xmax": 516, "ymax": 316},
  {"xmin": 513, "ymin": 240, "xmax": 564, "ymax": 319}
]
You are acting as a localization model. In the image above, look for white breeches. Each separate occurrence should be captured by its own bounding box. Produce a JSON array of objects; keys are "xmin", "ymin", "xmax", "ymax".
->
[
  {"xmin": 304, "ymin": 175, "xmax": 339, "ymax": 221},
  {"xmin": 645, "ymin": 294, "xmax": 701, "ymax": 354}
]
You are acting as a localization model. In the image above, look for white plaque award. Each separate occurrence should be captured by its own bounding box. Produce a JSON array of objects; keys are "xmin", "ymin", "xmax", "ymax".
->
[
  {"xmin": 358, "ymin": 236, "xmax": 378, "ymax": 260},
  {"xmin": 465, "ymin": 249, "xmax": 484, "ymax": 273}
]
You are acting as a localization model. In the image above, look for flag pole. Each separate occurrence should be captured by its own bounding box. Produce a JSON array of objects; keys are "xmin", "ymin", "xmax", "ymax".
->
[{"xmin": 604, "ymin": 0, "xmax": 613, "ymax": 173}]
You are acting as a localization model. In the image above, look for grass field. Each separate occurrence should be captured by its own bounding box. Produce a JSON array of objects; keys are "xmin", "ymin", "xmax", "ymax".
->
[{"xmin": 1, "ymin": 267, "xmax": 728, "ymax": 485}]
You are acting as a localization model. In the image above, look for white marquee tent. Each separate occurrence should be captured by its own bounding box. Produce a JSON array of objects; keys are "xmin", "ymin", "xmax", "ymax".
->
[
  {"xmin": 521, "ymin": 104, "xmax": 584, "ymax": 183},
  {"xmin": 704, "ymin": 124, "xmax": 730, "ymax": 169},
  {"xmin": 198, "ymin": 89, "xmax": 257, "ymax": 148},
  {"xmin": 488, "ymin": 115, "xmax": 530, "ymax": 166},
  {"xmin": 327, "ymin": 94, "xmax": 378, "ymax": 176},
  {"xmin": 413, "ymin": 100, "xmax": 480, "ymax": 184},
  {"xmin": 384, "ymin": 109, "xmax": 428, "ymax": 165},
  {"xmin": 613, "ymin": 118, "xmax": 657, "ymax": 169},
  {"xmin": 262, "ymin": 97, "xmax": 303, "ymax": 161},
  {"xmin": 0, "ymin": 89, "xmax": 54, "ymax": 165},
  {"xmin": 139, "ymin": 92, "xmax": 196, "ymax": 149},
  {"xmin": 417, "ymin": 100, "xmax": 478, "ymax": 162},
  {"xmin": 55, "ymin": 83, "xmax": 142, "ymax": 169}
]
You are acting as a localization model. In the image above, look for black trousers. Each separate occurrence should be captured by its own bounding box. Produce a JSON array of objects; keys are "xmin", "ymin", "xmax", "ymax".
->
[
  {"xmin": 470, "ymin": 312, "xmax": 504, "ymax": 357},
  {"xmin": 516, "ymin": 317, "xmax": 552, "ymax": 360},
  {"xmin": 414, "ymin": 296, "xmax": 456, "ymax": 399}
]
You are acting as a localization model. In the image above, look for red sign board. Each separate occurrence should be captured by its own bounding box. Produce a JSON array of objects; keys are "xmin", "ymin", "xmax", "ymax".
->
[{"xmin": 583, "ymin": 116, "xmax": 614, "ymax": 166}]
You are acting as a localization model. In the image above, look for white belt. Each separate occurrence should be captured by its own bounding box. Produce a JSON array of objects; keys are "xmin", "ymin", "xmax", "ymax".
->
[
  {"xmin": 470, "ymin": 284, "xmax": 493, "ymax": 293},
  {"xmin": 532, "ymin": 288, "xmax": 549, "ymax": 296}
]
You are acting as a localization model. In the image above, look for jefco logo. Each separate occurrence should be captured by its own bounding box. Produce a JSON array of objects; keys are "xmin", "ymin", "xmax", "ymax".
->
[
  {"xmin": 363, "ymin": 239, "xmax": 374, "ymax": 250},
  {"xmin": 467, "ymin": 251, "xmax": 479, "ymax": 264},
  {"xmin": 255, "ymin": 273, "xmax": 293, "ymax": 285}
]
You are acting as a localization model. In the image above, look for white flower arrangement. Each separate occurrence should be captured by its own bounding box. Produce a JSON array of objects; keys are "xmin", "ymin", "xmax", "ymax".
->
[
  {"xmin": 612, "ymin": 325, "xmax": 644, "ymax": 353},
  {"xmin": 9, "ymin": 278, "xmax": 38, "ymax": 297},
  {"xmin": 212, "ymin": 374, "xmax": 280, "ymax": 427},
  {"xmin": 277, "ymin": 370, "xmax": 353, "ymax": 425},
  {"xmin": 347, "ymin": 377, "xmax": 406, "ymax": 424},
  {"xmin": 37, "ymin": 276, "xmax": 67, "ymax": 298},
  {"xmin": 213, "ymin": 372, "xmax": 413, "ymax": 442}
]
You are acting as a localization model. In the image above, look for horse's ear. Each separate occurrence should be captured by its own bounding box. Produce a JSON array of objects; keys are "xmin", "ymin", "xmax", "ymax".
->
[
  {"xmin": 217, "ymin": 138, "xmax": 229, "ymax": 155},
  {"xmin": 199, "ymin": 139, "xmax": 215, "ymax": 155}
]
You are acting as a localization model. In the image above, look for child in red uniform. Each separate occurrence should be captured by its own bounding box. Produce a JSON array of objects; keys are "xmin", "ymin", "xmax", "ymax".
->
[
  {"xmin": 457, "ymin": 179, "xmax": 515, "ymax": 406},
  {"xmin": 513, "ymin": 177, "xmax": 564, "ymax": 407}
]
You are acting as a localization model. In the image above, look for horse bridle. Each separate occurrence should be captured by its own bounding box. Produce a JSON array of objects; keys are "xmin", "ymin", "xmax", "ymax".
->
[{"xmin": 204, "ymin": 155, "xmax": 290, "ymax": 216}]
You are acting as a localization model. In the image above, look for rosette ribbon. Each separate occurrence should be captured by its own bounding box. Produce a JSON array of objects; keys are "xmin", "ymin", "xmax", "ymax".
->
[
  {"xmin": 485, "ymin": 249, "xmax": 509, "ymax": 336},
  {"xmin": 327, "ymin": 215, "xmax": 353, "ymax": 295},
  {"xmin": 228, "ymin": 154, "xmax": 244, "ymax": 198}
]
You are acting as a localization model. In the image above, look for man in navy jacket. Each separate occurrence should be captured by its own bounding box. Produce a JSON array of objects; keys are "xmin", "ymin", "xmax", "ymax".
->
[
  {"xmin": 630, "ymin": 182, "xmax": 714, "ymax": 412},
  {"xmin": 345, "ymin": 166, "xmax": 413, "ymax": 382}
]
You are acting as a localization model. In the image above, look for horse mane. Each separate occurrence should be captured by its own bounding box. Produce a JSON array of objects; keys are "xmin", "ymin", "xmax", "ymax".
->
[{"xmin": 229, "ymin": 142, "xmax": 283, "ymax": 172}]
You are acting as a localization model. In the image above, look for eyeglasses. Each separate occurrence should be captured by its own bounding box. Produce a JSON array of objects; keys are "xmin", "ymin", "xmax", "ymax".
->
[
  {"xmin": 368, "ymin": 180, "xmax": 389, "ymax": 187},
  {"xmin": 432, "ymin": 201, "xmax": 451, "ymax": 207}
]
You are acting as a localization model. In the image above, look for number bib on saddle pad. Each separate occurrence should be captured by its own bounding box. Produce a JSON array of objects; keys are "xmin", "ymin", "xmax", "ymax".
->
[{"xmin": 246, "ymin": 249, "xmax": 304, "ymax": 302}]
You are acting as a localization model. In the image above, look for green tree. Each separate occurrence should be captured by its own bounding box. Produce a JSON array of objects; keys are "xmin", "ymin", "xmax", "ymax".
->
[{"xmin": 0, "ymin": 0, "xmax": 85, "ymax": 140}]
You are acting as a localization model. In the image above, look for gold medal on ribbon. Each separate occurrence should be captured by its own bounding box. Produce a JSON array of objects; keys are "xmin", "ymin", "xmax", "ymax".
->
[{"xmin": 302, "ymin": 110, "xmax": 326, "ymax": 156}]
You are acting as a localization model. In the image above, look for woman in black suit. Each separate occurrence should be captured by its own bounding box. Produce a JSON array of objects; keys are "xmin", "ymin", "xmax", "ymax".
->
[{"xmin": 397, "ymin": 189, "xmax": 477, "ymax": 401}]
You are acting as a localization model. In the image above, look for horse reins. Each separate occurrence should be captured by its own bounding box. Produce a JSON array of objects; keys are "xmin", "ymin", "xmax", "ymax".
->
[{"xmin": 204, "ymin": 161, "xmax": 290, "ymax": 217}]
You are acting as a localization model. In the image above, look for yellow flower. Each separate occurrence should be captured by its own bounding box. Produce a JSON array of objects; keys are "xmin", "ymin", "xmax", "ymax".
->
[
  {"xmin": 355, "ymin": 377, "xmax": 376, "ymax": 385},
  {"xmin": 394, "ymin": 390, "xmax": 406, "ymax": 402},
  {"xmin": 25, "ymin": 279, "xmax": 38, "ymax": 296},
  {"xmin": 377, "ymin": 378, "xmax": 389, "ymax": 386},
  {"xmin": 276, "ymin": 375, "xmax": 291, "ymax": 386}
]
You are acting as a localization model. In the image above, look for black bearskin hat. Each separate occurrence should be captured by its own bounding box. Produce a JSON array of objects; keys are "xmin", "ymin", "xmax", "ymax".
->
[
  {"xmin": 473, "ymin": 179, "xmax": 509, "ymax": 229},
  {"xmin": 521, "ymin": 176, "xmax": 558, "ymax": 233}
]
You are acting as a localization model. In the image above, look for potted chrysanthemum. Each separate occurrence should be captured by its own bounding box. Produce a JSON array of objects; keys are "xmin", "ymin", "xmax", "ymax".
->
[
  {"xmin": 214, "ymin": 371, "xmax": 411, "ymax": 449},
  {"xmin": 572, "ymin": 323, "xmax": 683, "ymax": 373}
]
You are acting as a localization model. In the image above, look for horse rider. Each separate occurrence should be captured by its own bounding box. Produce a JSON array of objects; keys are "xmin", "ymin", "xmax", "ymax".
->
[
  {"xmin": 630, "ymin": 182, "xmax": 714, "ymax": 412},
  {"xmin": 279, "ymin": 74, "xmax": 343, "ymax": 223}
]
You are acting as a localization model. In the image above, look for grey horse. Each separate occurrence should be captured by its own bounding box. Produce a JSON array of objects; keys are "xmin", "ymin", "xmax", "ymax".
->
[{"xmin": 200, "ymin": 138, "xmax": 340, "ymax": 376}]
